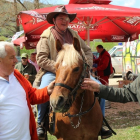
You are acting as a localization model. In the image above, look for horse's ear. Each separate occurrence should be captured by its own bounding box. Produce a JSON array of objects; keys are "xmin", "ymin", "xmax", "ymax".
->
[
  {"xmin": 56, "ymin": 39, "xmax": 62, "ymax": 52},
  {"xmin": 73, "ymin": 37, "xmax": 81, "ymax": 52}
]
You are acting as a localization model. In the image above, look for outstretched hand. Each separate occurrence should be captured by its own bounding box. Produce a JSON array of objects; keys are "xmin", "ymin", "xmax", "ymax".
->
[
  {"xmin": 47, "ymin": 80, "xmax": 55, "ymax": 95},
  {"xmin": 81, "ymin": 78, "xmax": 100, "ymax": 92}
]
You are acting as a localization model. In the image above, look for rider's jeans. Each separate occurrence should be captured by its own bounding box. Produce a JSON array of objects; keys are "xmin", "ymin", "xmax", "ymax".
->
[
  {"xmin": 37, "ymin": 72, "xmax": 105, "ymax": 124},
  {"xmin": 90, "ymin": 76, "xmax": 105, "ymax": 116},
  {"xmin": 37, "ymin": 72, "xmax": 55, "ymax": 124}
]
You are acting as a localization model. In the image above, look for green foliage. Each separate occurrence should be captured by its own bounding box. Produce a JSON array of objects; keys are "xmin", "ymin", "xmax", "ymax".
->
[
  {"xmin": 90, "ymin": 41, "xmax": 119, "ymax": 52},
  {"xmin": 15, "ymin": 46, "xmax": 35, "ymax": 56},
  {"xmin": 20, "ymin": 47, "xmax": 35, "ymax": 56},
  {"xmin": 47, "ymin": 133, "xmax": 57, "ymax": 140},
  {"xmin": 0, "ymin": 36, "xmax": 7, "ymax": 41}
]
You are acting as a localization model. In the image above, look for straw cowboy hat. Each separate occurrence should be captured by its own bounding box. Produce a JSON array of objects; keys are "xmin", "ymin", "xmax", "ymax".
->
[{"xmin": 46, "ymin": 5, "xmax": 77, "ymax": 24}]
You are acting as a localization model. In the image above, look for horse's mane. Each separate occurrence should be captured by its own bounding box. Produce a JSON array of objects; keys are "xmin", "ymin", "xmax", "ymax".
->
[{"xmin": 56, "ymin": 43, "xmax": 83, "ymax": 67}]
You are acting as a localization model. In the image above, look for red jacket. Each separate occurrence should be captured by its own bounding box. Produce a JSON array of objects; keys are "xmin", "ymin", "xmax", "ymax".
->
[
  {"xmin": 14, "ymin": 69, "xmax": 50, "ymax": 140},
  {"xmin": 94, "ymin": 49, "xmax": 113, "ymax": 77}
]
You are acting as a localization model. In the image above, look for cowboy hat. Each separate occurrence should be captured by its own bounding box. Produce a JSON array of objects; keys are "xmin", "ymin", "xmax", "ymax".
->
[{"xmin": 46, "ymin": 5, "xmax": 77, "ymax": 24}]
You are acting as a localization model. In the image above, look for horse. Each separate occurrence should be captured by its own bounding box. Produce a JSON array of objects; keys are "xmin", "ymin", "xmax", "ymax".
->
[{"xmin": 50, "ymin": 38, "xmax": 103, "ymax": 140}]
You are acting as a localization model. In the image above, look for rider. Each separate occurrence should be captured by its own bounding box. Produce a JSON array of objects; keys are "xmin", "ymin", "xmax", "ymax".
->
[{"xmin": 34, "ymin": 5, "xmax": 112, "ymax": 139}]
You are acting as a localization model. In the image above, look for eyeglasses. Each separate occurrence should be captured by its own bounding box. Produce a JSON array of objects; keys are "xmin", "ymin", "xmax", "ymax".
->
[
  {"xmin": 57, "ymin": 17, "xmax": 70, "ymax": 22},
  {"xmin": 22, "ymin": 57, "xmax": 27, "ymax": 59}
]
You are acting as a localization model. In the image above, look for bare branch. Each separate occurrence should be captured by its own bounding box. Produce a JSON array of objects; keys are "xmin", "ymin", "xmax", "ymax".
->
[
  {"xmin": 17, "ymin": 0, "xmax": 28, "ymax": 10},
  {"xmin": 34, "ymin": 0, "xmax": 39, "ymax": 9}
]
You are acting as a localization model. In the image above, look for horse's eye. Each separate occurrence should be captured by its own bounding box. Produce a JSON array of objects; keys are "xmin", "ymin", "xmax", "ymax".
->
[{"xmin": 73, "ymin": 67, "xmax": 79, "ymax": 72}]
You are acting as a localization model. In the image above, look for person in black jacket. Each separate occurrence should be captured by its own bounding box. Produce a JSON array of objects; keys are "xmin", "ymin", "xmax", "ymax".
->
[
  {"xmin": 81, "ymin": 76, "xmax": 140, "ymax": 103},
  {"xmin": 15, "ymin": 53, "xmax": 37, "ymax": 85}
]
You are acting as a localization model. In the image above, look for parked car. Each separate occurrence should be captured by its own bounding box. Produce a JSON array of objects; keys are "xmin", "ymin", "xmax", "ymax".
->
[
  {"xmin": 92, "ymin": 52, "xmax": 99, "ymax": 59},
  {"xmin": 108, "ymin": 44, "xmax": 123, "ymax": 77},
  {"xmin": 92, "ymin": 52, "xmax": 99, "ymax": 68}
]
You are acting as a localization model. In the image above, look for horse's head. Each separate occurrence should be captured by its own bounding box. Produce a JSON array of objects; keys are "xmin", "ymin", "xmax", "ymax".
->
[{"xmin": 50, "ymin": 38, "xmax": 86, "ymax": 113}]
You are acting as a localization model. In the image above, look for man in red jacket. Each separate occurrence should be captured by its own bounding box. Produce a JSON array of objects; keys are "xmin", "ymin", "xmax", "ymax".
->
[
  {"xmin": 0, "ymin": 41, "xmax": 54, "ymax": 140},
  {"xmin": 93, "ymin": 45, "xmax": 113, "ymax": 85},
  {"xmin": 93, "ymin": 44, "xmax": 113, "ymax": 139}
]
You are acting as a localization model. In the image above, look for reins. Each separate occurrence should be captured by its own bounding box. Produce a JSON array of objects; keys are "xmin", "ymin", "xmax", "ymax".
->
[{"xmin": 64, "ymin": 91, "xmax": 96, "ymax": 117}]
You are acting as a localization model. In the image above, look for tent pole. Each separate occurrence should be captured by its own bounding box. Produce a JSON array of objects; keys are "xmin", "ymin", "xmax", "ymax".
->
[{"xmin": 86, "ymin": 17, "xmax": 90, "ymax": 46}]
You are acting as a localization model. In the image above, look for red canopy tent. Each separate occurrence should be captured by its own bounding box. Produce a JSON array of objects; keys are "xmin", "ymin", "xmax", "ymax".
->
[
  {"xmin": 12, "ymin": 36, "xmax": 37, "ymax": 49},
  {"xmin": 69, "ymin": 0, "xmax": 112, "ymax": 4},
  {"xmin": 13, "ymin": 36, "xmax": 26, "ymax": 47},
  {"xmin": 17, "ymin": 0, "xmax": 140, "ymax": 49}
]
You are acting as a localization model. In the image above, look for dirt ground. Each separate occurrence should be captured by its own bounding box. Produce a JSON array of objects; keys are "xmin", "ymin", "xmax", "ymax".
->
[
  {"xmin": 105, "ymin": 102, "xmax": 140, "ymax": 116},
  {"xmin": 104, "ymin": 77, "xmax": 140, "ymax": 129},
  {"xmin": 104, "ymin": 102, "xmax": 140, "ymax": 129}
]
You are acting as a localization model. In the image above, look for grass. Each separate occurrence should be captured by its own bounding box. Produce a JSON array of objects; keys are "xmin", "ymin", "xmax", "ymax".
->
[
  {"xmin": 105, "ymin": 126, "xmax": 140, "ymax": 140},
  {"xmin": 47, "ymin": 126, "xmax": 140, "ymax": 140},
  {"xmin": 46, "ymin": 126, "xmax": 140, "ymax": 140},
  {"xmin": 45, "ymin": 108, "xmax": 140, "ymax": 140},
  {"xmin": 48, "ymin": 133, "xmax": 57, "ymax": 140}
]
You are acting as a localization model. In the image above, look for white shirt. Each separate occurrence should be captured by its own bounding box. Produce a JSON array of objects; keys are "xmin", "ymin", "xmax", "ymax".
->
[{"xmin": 0, "ymin": 72, "xmax": 30, "ymax": 140}]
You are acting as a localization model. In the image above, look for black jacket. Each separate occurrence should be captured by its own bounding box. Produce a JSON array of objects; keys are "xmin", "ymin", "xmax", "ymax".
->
[{"xmin": 99, "ymin": 75, "xmax": 140, "ymax": 103}]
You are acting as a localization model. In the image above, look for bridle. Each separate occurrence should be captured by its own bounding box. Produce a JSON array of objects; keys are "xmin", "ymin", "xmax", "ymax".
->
[
  {"xmin": 55, "ymin": 55, "xmax": 89, "ymax": 109},
  {"xmin": 54, "ymin": 55, "xmax": 96, "ymax": 128}
]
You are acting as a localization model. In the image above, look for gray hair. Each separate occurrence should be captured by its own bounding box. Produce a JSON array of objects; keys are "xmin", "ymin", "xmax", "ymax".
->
[{"xmin": 0, "ymin": 41, "xmax": 14, "ymax": 58}]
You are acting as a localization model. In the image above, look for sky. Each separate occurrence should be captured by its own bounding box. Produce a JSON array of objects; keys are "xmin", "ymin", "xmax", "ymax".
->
[
  {"xmin": 56, "ymin": 0, "xmax": 140, "ymax": 8},
  {"xmin": 6, "ymin": 0, "xmax": 140, "ymax": 8}
]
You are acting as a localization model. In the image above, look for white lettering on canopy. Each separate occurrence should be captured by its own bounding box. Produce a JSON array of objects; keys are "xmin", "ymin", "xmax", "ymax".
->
[
  {"xmin": 68, "ymin": 22, "xmax": 99, "ymax": 32},
  {"xmin": 111, "ymin": 35, "xmax": 125, "ymax": 41},
  {"xmin": 124, "ymin": 17, "xmax": 140, "ymax": 26},
  {"xmin": 77, "ymin": 6, "xmax": 122, "ymax": 11}
]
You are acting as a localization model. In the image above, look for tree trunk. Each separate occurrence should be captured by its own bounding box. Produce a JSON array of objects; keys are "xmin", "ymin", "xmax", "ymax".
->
[
  {"xmin": 34, "ymin": 0, "xmax": 39, "ymax": 9},
  {"xmin": 14, "ymin": 0, "xmax": 20, "ymax": 56}
]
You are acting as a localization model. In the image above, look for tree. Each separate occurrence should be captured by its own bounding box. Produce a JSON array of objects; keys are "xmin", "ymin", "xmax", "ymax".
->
[
  {"xmin": 34, "ymin": 0, "xmax": 39, "ymax": 9},
  {"xmin": 0, "ymin": 0, "xmax": 58, "ymax": 37}
]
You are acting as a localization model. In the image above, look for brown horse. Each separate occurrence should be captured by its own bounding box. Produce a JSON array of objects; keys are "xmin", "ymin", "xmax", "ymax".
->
[{"xmin": 50, "ymin": 38, "xmax": 103, "ymax": 140}]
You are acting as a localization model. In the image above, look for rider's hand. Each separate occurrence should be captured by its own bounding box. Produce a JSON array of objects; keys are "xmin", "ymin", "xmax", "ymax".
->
[{"xmin": 92, "ymin": 67, "xmax": 97, "ymax": 72}]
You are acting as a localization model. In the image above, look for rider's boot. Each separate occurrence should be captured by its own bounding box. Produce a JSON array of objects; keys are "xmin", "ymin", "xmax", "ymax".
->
[
  {"xmin": 37, "ymin": 123, "xmax": 45, "ymax": 139},
  {"xmin": 99, "ymin": 127, "xmax": 112, "ymax": 139}
]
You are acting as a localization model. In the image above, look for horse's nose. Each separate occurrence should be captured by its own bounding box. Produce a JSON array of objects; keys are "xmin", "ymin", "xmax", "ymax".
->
[{"xmin": 56, "ymin": 96, "xmax": 64, "ymax": 107}]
